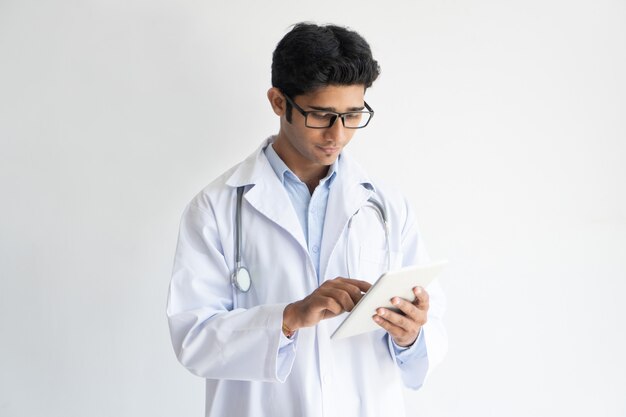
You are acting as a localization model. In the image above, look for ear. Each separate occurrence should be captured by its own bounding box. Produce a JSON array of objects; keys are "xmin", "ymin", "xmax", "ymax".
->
[{"xmin": 267, "ymin": 87, "xmax": 286, "ymax": 116}]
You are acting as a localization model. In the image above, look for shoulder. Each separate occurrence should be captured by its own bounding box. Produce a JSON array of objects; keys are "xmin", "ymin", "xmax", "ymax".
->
[
  {"xmin": 342, "ymin": 158, "xmax": 417, "ymax": 238},
  {"xmin": 341, "ymin": 152, "xmax": 412, "ymax": 218},
  {"xmin": 187, "ymin": 138, "xmax": 272, "ymax": 213},
  {"xmin": 188, "ymin": 165, "xmax": 239, "ymax": 213},
  {"xmin": 370, "ymin": 177, "xmax": 412, "ymax": 222}
]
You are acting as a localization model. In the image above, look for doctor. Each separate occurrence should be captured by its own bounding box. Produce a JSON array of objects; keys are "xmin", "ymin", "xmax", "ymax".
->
[{"xmin": 167, "ymin": 23, "xmax": 447, "ymax": 417}]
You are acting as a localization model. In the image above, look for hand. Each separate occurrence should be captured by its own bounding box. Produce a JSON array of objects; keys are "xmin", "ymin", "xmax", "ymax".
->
[
  {"xmin": 283, "ymin": 278, "xmax": 372, "ymax": 332},
  {"xmin": 372, "ymin": 286, "xmax": 429, "ymax": 347}
]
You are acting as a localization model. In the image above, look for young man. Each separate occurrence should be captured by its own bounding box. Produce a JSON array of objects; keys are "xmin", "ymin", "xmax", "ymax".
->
[{"xmin": 167, "ymin": 23, "xmax": 447, "ymax": 417}]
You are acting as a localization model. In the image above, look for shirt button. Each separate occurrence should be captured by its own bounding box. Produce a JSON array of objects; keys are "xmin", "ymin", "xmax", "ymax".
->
[{"xmin": 312, "ymin": 245, "xmax": 319, "ymax": 253}]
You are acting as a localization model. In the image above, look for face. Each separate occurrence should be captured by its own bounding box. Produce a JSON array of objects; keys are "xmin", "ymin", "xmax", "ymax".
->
[{"xmin": 268, "ymin": 84, "xmax": 366, "ymax": 175}]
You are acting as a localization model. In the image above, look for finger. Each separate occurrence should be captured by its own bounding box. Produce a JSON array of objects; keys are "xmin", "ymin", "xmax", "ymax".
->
[
  {"xmin": 376, "ymin": 306, "xmax": 419, "ymax": 333},
  {"xmin": 389, "ymin": 296, "xmax": 422, "ymax": 322},
  {"xmin": 334, "ymin": 290, "xmax": 357, "ymax": 312},
  {"xmin": 335, "ymin": 278, "xmax": 372, "ymax": 293},
  {"xmin": 372, "ymin": 313, "xmax": 408, "ymax": 340},
  {"xmin": 319, "ymin": 296, "xmax": 345, "ymax": 316},
  {"xmin": 334, "ymin": 283, "xmax": 365, "ymax": 305},
  {"xmin": 373, "ymin": 310, "xmax": 422, "ymax": 347},
  {"xmin": 326, "ymin": 280, "xmax": 369, "ymax": 304},
  {"xmin": 412, "ymin": 286, "xmax": 430, "ymax": 311},
  {"xmin": 317, "ymin": 288, "xmax": 356, "ymax": 313}
]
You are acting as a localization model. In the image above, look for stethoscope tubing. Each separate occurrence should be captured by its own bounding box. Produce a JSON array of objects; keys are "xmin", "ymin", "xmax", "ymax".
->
[
  {"xmin": 232, "ymin": 186, "xmax": 390, "ymax": 293},
  {"xmin": 232, "ymin": 186, "xmax": 251, "ymax": 292},
  {"xmin": 345, "ymin": 198, "xmax": 391, "ymax": 278}
]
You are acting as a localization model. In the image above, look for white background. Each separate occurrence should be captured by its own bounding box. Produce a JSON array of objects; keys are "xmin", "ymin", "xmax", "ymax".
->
[{"xmin": 1, "ymin": 1, "xmax": 625, "ymax": 416}]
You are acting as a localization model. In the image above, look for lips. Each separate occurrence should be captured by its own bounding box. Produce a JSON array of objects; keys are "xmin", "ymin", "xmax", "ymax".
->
[{"xmin": 319, "ymin": 146, "xmax": 340, "ymax": 154}]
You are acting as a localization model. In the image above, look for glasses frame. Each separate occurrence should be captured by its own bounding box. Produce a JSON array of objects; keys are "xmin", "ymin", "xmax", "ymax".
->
[{"xmin": 283, "ymin": 94, "xmax": 374, "ymax": 129}]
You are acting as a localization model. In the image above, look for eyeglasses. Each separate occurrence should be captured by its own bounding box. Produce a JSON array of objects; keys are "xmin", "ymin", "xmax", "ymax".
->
[{"xmin": 284, "ymin": 94, "xmax": 374, "ymax": 129}]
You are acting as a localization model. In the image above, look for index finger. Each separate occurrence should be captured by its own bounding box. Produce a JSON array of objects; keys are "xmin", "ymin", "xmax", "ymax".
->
[
  {"xmin": 328, "ymin": 279, "xmax": 372, "ymax": 305},
  {"xmin": 337, "ymin": 278, "xmax": 372, "ymax": 293}
]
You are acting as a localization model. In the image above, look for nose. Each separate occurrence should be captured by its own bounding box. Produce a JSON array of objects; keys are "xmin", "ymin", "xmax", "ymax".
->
[{"xmin": 325, "ymin": 116, "xmax": 347, "ymax": 142}]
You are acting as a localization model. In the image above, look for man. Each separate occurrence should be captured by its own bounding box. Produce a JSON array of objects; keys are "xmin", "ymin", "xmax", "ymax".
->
[{"xmin": 167, "ymin": 23, "xmax": 447, "ymax": 417}]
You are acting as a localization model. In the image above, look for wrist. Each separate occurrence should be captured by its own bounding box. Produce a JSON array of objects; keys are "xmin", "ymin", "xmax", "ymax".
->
[
  {"xmin": 393, "ymin": 327, "xmax": 420, "ymax": 348},
  {"xmin": 282, "ymin": 303, "xmax": 300, "ymax": 336},
  {"xmin": 282, "ymin": 321, "xmax": 296, "ymax": 339}
]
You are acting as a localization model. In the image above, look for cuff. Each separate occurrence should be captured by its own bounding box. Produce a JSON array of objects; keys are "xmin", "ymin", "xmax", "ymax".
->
[
  {"xmin": 275, "ymin": 308, "xmax": 298, "ymax": 382},
  {"xmin": 391, "ymin": 327, "xmax": 427, "ymax": 364},
  {"xmin": 278, "ymin": 330, "xmax": 297, "ymax": 349}
]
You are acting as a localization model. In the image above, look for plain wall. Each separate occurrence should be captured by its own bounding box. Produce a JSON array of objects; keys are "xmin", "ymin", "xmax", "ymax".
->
[{"xmin": 1, "ymin": 1, "xmax": 625, "ymax": 416}]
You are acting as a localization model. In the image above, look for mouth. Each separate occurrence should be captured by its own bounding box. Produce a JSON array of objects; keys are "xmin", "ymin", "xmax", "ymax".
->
[{"xmin": 318, "ymin": 145, "xmax": 340, "ymax": 154}]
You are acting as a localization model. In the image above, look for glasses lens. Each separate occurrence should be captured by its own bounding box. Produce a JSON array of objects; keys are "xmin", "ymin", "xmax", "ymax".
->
[
  {"xmin": 306, "ymin": 112, "xmax": 336, "ymax": 128},
  {"xmin": 304, "ymin": 111, "xmax": 373, "ymax": 128},
  {"xmin": 343, "ymin": 112, "xmax": 370, "ymax": 128}
]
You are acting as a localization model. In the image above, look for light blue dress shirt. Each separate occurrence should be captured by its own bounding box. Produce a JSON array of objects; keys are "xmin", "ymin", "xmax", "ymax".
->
[
  {"xmin": 264, "ymin": 143, "xmax": 426, "ymax": 374},
  {"xmin": 264, "ymin": 143, "xmax": 336, "ymax": 281}
]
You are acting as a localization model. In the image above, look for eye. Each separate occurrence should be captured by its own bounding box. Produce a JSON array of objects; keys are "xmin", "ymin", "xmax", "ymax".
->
[
  {"xmin": 310, "ymin": 112, "xmax": 334, "ymax": 120},
  {"xmin": 345, "ymin": 113, "xmax": 363, "ymax": 120}
]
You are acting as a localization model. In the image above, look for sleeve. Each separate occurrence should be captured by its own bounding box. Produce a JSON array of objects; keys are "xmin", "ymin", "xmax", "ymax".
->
[
  {"xmin": 387, "ymin": 197, "xmax": 448, "ymax": 390},
  {"xmin": 166, "ymin": 202, "xmax": 297, "ymax": 383}
]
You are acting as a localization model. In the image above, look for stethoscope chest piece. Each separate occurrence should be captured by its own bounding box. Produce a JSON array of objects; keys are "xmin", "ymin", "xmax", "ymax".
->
[{"xmin": 232, "ymin": 266, "xmax": 251, "ymax": 293}]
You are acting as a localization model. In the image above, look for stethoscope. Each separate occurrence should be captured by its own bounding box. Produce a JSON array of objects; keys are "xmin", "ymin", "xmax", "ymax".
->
[
  {"xmin": 344, "ymin": 196, "xmax": 390, "ymax": 279},
  {"xmin": 231, "ymin": 186, "xmax": 391, "ymax": 293}
]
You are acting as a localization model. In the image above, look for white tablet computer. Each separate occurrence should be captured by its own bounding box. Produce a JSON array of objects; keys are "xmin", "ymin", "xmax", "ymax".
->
[{"xmin": 331, "ymin": 260, "xmax": 447, "ymax": 340}]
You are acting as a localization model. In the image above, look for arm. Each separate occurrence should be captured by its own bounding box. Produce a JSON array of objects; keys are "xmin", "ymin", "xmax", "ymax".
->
[
  {"xmin": 377, "ymin": 281, "xmax": 447, "ymax": 389},
  {"xmin": 166, "ymin": 202, "xmax": 372, "ymax": 382},
  {"xmin": 376, "ymin": 197, "xmax": 448, "ymax": 389},
  {"xmin": 166, "ymin": 203, "xmax": 295, "ymax": 382}
]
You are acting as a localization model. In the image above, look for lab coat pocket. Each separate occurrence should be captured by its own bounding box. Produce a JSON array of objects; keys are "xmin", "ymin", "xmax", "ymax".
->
[{"xmin": 357, "ymin": 245, "xmax": 403, "ymax": 282}]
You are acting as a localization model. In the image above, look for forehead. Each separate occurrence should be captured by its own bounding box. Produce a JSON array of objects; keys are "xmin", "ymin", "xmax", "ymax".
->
[{"xmin": 299, "ymin": 84, "xmax": 366, "ymax": 108}]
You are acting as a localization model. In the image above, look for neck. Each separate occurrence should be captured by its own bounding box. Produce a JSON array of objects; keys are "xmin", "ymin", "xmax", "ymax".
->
[{"xmin": 272, "ymin": 138, "xmax": 330, "ymax": 193}]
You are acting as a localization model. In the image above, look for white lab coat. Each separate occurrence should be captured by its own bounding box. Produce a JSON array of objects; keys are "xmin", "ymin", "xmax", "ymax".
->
[{"xmin": 167, "ymin": 137, "xmax": 447, "ymax": 417}]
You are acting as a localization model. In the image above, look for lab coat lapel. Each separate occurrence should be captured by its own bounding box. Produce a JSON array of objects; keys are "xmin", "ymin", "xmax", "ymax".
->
[
  {"xmin": 225, "ymin": 138, "xmax": 308, "ymax": 253},
  {"xmin": 244, "ymin": 179, "xmax": 308, "ymax": 252},
  {"xmin": 319, "ymin": 152, "xmax": 374, "ymax": 280}
]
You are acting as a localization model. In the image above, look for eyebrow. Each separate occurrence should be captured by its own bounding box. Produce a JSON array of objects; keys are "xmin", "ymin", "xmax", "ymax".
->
[{"xmin": 308, "ymin": 105, "xmax": 366, "ymax": 112}]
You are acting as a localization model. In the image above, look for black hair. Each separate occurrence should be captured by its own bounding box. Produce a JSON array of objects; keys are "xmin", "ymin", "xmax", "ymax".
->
[{"xmin": 271, "ymin": 22, "xmax": 380, "ymax": 122}]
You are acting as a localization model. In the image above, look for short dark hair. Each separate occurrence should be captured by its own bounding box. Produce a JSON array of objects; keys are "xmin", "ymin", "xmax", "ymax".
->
[{"xmin": 271, "ymin": 23, "xmax": 380, "ymax": 121}]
